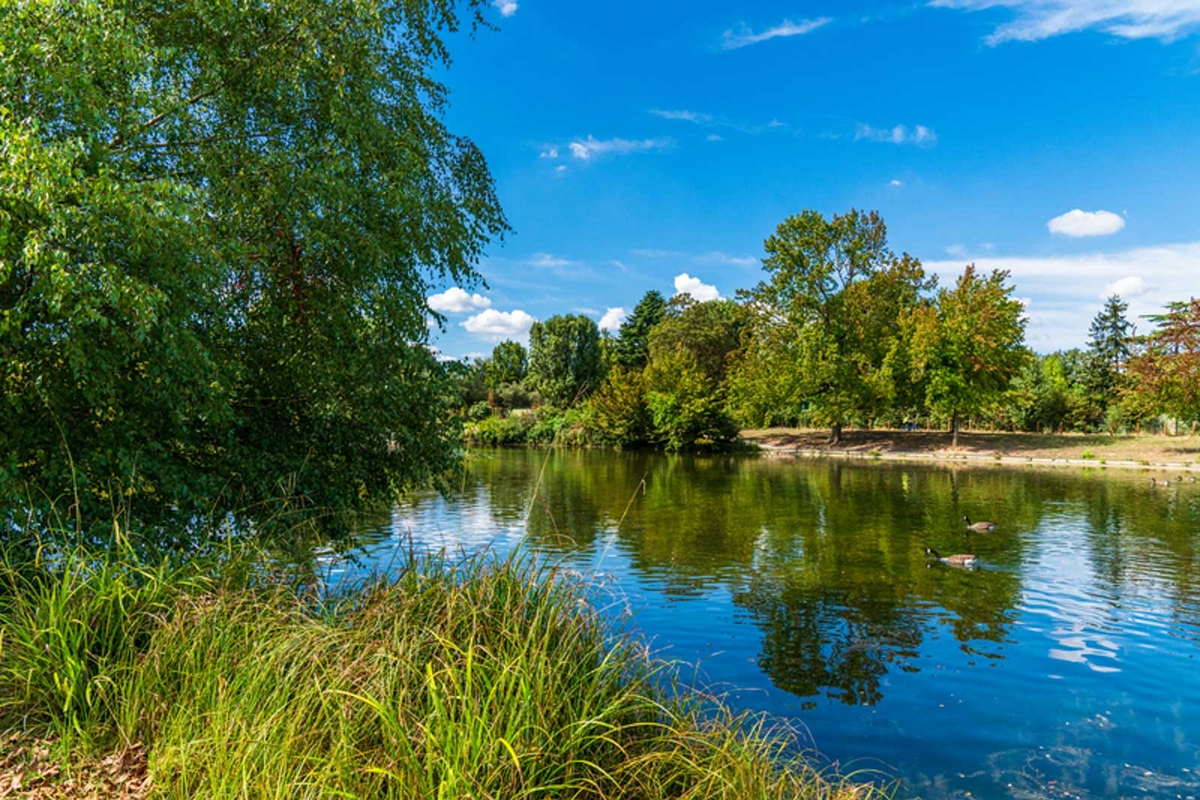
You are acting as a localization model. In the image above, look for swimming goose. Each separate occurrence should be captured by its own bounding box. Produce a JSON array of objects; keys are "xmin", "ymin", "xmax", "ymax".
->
[
  {"xmin": 962, "ymin": 516, "xmax": 996, "ymax": 532},
  {"xmin": 925, "ymin": 548, "xmax": 978, "ymax": 567}
]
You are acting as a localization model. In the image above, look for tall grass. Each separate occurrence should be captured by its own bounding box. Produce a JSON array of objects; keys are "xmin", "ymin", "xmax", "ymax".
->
[{"xmin": 1, "ymin": 542, "xmax": 881, "ymax": 799}]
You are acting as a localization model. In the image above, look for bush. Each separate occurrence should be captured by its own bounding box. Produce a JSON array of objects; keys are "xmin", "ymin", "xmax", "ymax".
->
[
  {"xmin": 467, "ymin": 401, "xmax": 494, "ymax": 422},
  {"xmin": 463, "ymin": 414, "xmax": 532, "ymax": 445}
]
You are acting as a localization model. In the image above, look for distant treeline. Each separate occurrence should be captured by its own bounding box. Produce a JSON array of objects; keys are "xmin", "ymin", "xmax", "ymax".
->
[{"xmin": 449, "ymin": 210, "xmax": 1200, "ymax": 450}]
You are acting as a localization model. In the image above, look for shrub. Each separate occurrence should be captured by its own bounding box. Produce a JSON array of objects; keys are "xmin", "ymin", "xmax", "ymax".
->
[{"xmin": 463, "ymin": 414, "xmax": 531, "ymax": 445}]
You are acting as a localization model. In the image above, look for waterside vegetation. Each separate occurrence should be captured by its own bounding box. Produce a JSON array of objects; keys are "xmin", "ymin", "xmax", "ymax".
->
[{"xmin": 0, "ymin": 540, "xmax": 879, "ymax": 800}]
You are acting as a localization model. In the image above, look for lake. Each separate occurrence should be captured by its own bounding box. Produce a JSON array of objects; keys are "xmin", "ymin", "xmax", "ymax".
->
[{"xmin": 329, "ymin": 449, "xmax": 1200, "ymax": 799}]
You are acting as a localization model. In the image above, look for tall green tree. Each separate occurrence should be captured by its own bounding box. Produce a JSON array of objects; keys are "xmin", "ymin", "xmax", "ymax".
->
[
  {"xmin": 738, "ymin": 209, "xmax": 932, "ymax": 443},
  {"xmin": 910, "ymin": 266, "xmax": 1028, "ymax": 446},
  {"xmin": 487, "ymin": 340, "xmax": 527, "ymax": 390},
  {"xmin": 1084, "ymin": 295, "xmax": 1133, "ymax": 405},
  {"xmin": 0, "ymin": 0, "xmax": 506, "ymax": 531},
  {"xmin": 526, "ymin": 315, "xmax": 604, "ymax": 407},
  {"xmin": 648, "ymin": 298, "xmax": 745, "ymax": 385},
  {"xmin": 613, "ymin": 290, "xmax": 667, "ymax": 371}
]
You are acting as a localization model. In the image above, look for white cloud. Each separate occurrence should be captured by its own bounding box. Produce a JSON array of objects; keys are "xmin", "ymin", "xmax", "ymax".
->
[
  {"xmin": 1047, "ymin": 209, "xmax": 1126, "ymax": 238},
  {"xmin": 721, "ymin": 17, "xmax": 833, "ymax": 49},
  {"xmin": 568, "ymin": 136, "xmax": 672, "ymax": 160},
  {"xmin": 427, "ymin": 287, "xmax": 491, "ymax": 314},
  {"xmin": 923, "ymin": 241, "xmax": 1200, "ymax": 350},
  {"xmin": 890, "ymin": 179, "xmax": 904, "ymax": 187},
  {"xmin": 1102, "ymin": 275, "xmax": 1152, "ymax": 298},
  {"xmin": 931, "ymin": 0, "xmax": 1200, "ymax": 44},
  {"xmin": 945, "ymin": 243, "xmax": 969, "ymax": 257},
  {"xmin": 674, "ymin": 273, "xmax": 720, "ymax": 302},
  {"xmin": 707, "ymin": 133, "xmax": 724, "ymax": 142},
  {"xmin": 555, "ymin": 164, "xmax": 567, "ymax": 174},
  {"xmin": 462, "ymin": 309, "xmax": 537, "ymax": 338},
  {"xmin": 855, "ymin": 123, "xmax": 938, "ymax": 146},
  {"xmin": 539, "ymin": 146, "xmax": 559, "ymax": 159},
  {"xmin": 493, "ymin": 0, "xmax": 517, "ymax": 18},
  {"xmin": 598, "ymin": 307, "xmax": 627, "ymax": 331}
]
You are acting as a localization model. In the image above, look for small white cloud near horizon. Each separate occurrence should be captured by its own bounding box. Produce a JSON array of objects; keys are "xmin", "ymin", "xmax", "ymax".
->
[
  {"xmin": 931, "ymin": 0, "xmax": 1200, "ymax": 44},
  {"xmin": 539, "ymin": 146, "xmax": 558, "ymax": 159},
  {"xmin": 855, "ymin": 123, "xmax": 938, "ymax": 146},
  {"xmin": 674, "ymin": 273, "xmax": 720, "ymax": 302},
  {"xmin": 1047, "ymin": 209, "xmax": 1126, "ymax": 238},
  {"xmin": 721, "ymin": 17, "xmax": 833, "ymax": 49},
  {"xmin": 428, "ymin": 287, "xmax": 491, "ymax": 314},
  {"xmin": 598, "ymin": 307, "xmax": 627, "ymax": 331},
  {"xmin": 649, "ymin": 109, "xmax": 712, "ymax": 124},
  {"xmin": 462, "ymin": 308, "xmax": 536, "ymax": 338},
  {"xmin": 555, "ymin": 165, "xmax": 567, "ymax": 174},
  {"xmin": 1102, "ymin": 275, "xmax": 1151, "ymax": 298},
  {"xmin": 568, "ymin": 136, "xmax": 672, "ymax": 160},
  {"xmin": 890, "ymin": 179, "xmax": 904, "ymax": 187},
  {"xmin": 493, "ymin": 0, "xmax": 517, "ymax": 17},
  {"xmin": 945, "ymin": 244, "xmax": 969, "ymax": 258}
]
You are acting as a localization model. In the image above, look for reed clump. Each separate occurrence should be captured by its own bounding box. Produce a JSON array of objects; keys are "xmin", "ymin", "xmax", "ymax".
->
[{"xmin": 0, "ymin": 542, "xmax": 879, "ymax": 799}]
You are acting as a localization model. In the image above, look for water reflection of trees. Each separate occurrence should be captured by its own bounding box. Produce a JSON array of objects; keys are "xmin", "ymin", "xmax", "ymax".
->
[{"xmin": 455, "ymin": 450, "xmax": 1200, "ymax": 704}]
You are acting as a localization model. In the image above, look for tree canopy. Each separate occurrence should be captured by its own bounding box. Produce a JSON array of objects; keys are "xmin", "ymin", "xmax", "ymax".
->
[
  {"xmin": 738, "ymin": 209, "xmax": 932, "ymax": 443},
  {"xmin": 0, "ymin": 0, "xmax": 506, "ymax": 529},
  {"xmin": 613, "ymin": 290, "xmax": 667, "ymax": 371},
  {"xmin": 527, "ymin": 315, "xmax": 604, "ymax": 408}
]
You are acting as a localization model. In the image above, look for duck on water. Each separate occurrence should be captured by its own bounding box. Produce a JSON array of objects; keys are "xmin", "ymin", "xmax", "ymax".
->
[
  {"xmin": 962, "ymin": 516, "xmax": 995, "ymax": 532},
  {"xmin": 925, "ymin": 548, "xmax": 978, "ymax": 568}
]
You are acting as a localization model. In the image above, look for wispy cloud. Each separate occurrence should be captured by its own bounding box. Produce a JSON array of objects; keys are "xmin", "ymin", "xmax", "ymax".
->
[
  {"xmin": 855, "ymin": 123, "xmax": 938, "ymax": 146},
  {"xmin": 525, "ymin": 253, "xmax": 578, "ymax": 269},
  {"xmin": 721, "ymin": 17, "xmax": 833, "ymax": 50},
  {"xmin": 890, "ymin": 178, "xmax": 904, "ymax": 187},
  {"xmin": 428, "ymin": 287, "xmax": 491, "ymax": 314},
  {"xmin": 568, "ymin": 136, "xmax": 673, "ymax": 160},
  {"xmin": 649, "ymin": 109, "xmax": 714, "ymax": 124},
  {"xmin": 1047, "ymin": 209, "xmax": 1126, "ymax": 238},
  {"xmin": 931, "ymin": 0, "xmax": 1200, "ymax": 44},
  {"xmin": 493, "ymin": 0, "xmax": 518, "ymax": 18}
]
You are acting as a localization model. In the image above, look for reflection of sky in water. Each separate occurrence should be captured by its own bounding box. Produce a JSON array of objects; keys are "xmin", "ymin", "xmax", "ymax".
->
[{"xmin": 331, "ymin": 452, "xmax": 1200, "ymax": 800}]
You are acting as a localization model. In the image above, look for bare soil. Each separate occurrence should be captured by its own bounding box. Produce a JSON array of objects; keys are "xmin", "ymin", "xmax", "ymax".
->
[{"xmin": 742, "ymin": 427, "xmax": 1200, "ymax": 469}]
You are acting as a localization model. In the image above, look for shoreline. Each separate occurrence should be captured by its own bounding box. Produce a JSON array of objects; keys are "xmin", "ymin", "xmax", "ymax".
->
[{"xmin": 742, "ymin": 429, "xmax": 1200, "ymax": 474}]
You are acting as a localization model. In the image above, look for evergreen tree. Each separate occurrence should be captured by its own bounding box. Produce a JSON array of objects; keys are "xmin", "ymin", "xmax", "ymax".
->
[
  {"xmin": 613, "ymin": 291, "xmax": 667, "ymax": 370},
  {"xmin": 1088, "ymin": 295, "xmax": 1133, "ymax": 370}
]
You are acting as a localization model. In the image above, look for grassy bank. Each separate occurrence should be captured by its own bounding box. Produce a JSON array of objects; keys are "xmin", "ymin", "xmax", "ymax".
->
[
  {"xmin": 0, "ymin": 542, "xmax": 877, "ymax": 799},
  {"xmin": 744, "ymin": 428, "xmax": 1200, "ymax": 469}
]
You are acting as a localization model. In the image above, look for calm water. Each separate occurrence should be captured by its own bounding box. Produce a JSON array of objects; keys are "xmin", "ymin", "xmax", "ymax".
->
[{"xmin": 328, "ymin": 450, "xmax": 1200, "ymax": 799}]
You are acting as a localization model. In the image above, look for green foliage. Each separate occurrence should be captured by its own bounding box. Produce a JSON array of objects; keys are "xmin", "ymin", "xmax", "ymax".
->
[
  {"xmin": 589, "ymin": 366, "xmax": 653, "ymax": 447},
  {"xmin": 739, "ymin": 209, "xmax": 932, "ymax": 442},
  {"xmin": 0, "ymin": 0, "xmax": 507, "ymax": 530},
  {"xmin": 463, "ymin": 414, "xmax": 532, "ymax": 446},
  {"xmin": 527, "ymin": 314, "xmax": 604, "ymax": 407},
  {"xmin": 644, "ymin": 346, "xmax": 738, "ymax": 451},
  {"xmin": 467, "ymin": 401, "xmax": 494, "ymax": 422},
  {"xmin": 613, "ymin": 290, "xmax": 668, "ymax": 371},
  {"xmin": 649, "ymin": 298, "xmax": 746, "ymax": 384},
  {"xmin": 492, "ymin": 380, "xmax": 539, "ymax": 411},
  {"xmin": 910, "ymin": 265, "xmax": 1027, "ymax": 443},
  {"xmin": 487, "ymin": 340, "xmax": 528, "ymax": 390},
  {"xmin": 1, "ymin": 544, "xmax": 871, "ymax": 800}
]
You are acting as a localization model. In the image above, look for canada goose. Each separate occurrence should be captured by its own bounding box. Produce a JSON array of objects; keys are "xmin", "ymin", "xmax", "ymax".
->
[
  {"xmin": 962, "ymin": 516, "xmax": 996, "ymax": 532},
  {"xmin": 925, "ymin": 547, "xmax": 978, "ymax": 567},
  {"xmin": 1178, "ymin": 475, "xmax": 1197, "ymax": 484},
  {"xmin": 1150, "ymin": 477, "xmax": 1172, "ymax": 487}
]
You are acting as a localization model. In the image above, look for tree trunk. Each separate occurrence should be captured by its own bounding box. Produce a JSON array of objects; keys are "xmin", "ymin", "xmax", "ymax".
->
[
  {"xmin": 829, "ymin": 422, "xmax": 842, "ymax": 446},
  {"xmin": 952, "ymin": 409, "xmax": 960, "ymax": 448}
]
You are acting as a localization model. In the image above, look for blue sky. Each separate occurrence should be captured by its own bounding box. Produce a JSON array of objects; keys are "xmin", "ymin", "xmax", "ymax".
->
[{"xmin": 426, "ymin": 0, "xmax": 1200, "ymax": 359}]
